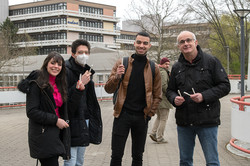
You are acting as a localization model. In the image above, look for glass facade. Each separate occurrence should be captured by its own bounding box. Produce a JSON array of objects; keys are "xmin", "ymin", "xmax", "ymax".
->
[
  {"xmin": 9, "ymin": 3, "xmax": 67, "ymax": 16},
  {"xmin": 38, "ymin": 46, "xmax": 67, "ymax": 55},
  {"xmin": 80, "ymin": 20, "xmax": 103, "ymax": 28},
  {"xmin": 118, "ymin": 34, "xmax": 136, "ymax": 40},
  {"xmin": 30, "ymin": 32, "xmax": 66, "ymax": 41},
  {"xmin": 79, "ymin": 33, "xmax": 103, "ymax": 42},
  {"xmin": 15, "ymin": 17, "xmax": 67, "ymax": 28},
  {"xmin": 79, "ymin": 5, "xmax": 103, "ymax": 15}
]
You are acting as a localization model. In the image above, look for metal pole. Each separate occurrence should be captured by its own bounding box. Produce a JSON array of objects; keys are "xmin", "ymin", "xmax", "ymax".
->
[
  {"xmin": 227, "ymin": 47, "xmax": 229, "ymax": 75},
  {"xmin": 240, "ymin": 17, "xmax": 245, "ymax": 97},
  {"xmin": 247, "ymin": 34, "xmax": 250, "ymax": 91},
  {"xmin": 224, "ymin": 46, "xmax": 229, "ymax": 75}
]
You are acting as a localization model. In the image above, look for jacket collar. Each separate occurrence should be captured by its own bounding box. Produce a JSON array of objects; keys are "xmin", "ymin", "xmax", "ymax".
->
[{"xmin": 178, "ymin": 45, "xmax": 203, "ymax": 66}]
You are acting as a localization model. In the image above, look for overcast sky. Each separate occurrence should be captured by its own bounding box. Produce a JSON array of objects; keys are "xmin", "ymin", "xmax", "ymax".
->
[{"xmin": 8, "ymin": 0, "xmax": 132, "ymax": 21}]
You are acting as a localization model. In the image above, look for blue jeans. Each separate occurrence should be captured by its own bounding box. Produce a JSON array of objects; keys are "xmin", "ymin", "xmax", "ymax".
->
[
  {"xmin": 63, "ymin": 147, "xmax": 86, "ymax": 166},
  {"xmin": 177, "ymin": 125, "xmax": 220, "ymax": 166},
  {"xmin": 110, "ymin": 111, "xmax": 149, "ymax": 166},
  {"xmin": 64, "ymin": 120, "xmax": 89, "ymax": 166}
]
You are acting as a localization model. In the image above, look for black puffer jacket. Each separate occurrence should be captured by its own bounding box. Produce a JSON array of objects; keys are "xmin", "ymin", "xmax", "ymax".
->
[
  {"xmin": 18, "ymin": 70, "xmax": 71, "ymax": 160},
  {"xmin": 167, "ymin": 45, "xmax": 230, "ymax": 127},
  {"xmin": 66, "ymin": 57, "xmax": 102, "ymax": 146}
]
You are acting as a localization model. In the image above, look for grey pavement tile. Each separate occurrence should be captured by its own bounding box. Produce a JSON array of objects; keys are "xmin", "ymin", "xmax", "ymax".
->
[{"xmin": 0, "ymin": 94, "xmax": 250, "ymax": 166}]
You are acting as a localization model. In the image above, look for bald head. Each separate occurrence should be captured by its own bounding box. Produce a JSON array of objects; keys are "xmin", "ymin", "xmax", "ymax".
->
[{"xmin": 177, "ymin": 31, "xmax": 196, "ymax": 44}]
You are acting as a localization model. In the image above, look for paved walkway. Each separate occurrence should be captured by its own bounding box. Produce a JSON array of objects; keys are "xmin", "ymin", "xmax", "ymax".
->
[{"xmin": 1, "ymin": 94, "xmax": 250, "ymax": 166}]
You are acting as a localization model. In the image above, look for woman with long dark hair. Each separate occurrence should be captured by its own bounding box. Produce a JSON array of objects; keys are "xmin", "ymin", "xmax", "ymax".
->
[{"xmin": 18, "ymin": 51, "xmax": 85, "ymax": 166}]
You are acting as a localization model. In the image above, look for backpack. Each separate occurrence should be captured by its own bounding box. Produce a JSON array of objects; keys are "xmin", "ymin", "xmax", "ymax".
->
[{"xmin": 112, "ymin": 56, "xmax": 155, "ymax": 104}]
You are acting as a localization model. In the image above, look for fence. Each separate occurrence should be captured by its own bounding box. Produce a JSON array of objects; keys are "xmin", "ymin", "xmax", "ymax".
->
[
  {"xmin": 0, "ymin": 75, "xmax": 248, "ymax": 108},
  {"xmin": 0, "ymin": 83, "xmax": 113, "ymax": 108}
]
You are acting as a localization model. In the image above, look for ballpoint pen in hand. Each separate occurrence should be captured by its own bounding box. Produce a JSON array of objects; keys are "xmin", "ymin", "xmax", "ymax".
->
[
  {"xmin": 192, "ymin": 88, "xmax": 195, "ymax": 94},
  {"xmin": 184, "ymin": 91, "xmax": 191, "ymax": 96},
  {"xmin": 177, "ymin": 90, "xmax": 182, "ymax": 97},
  {"xmin": 89, "ymin": 64, "xmax": 93, "ymax": 73},
  {"xmin": 77, "ymin": 73, "xmax": 82, "ymax": 89}
]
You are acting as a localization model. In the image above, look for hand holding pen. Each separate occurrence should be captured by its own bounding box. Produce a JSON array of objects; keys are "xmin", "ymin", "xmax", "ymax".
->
[
  {"xmin": 116, "ymin": 58, "xmax": 125, "ymax": 79},
  {"xmin": 82, "ymin": 70, "xmax": 91, "ymax": 85},
  {"xmin": 76, "ymin": 73, "xmax": 85, "ymax": 91},
  {"xmin": 175, "ymin": 89, "xmax": 185, "ymax": 106},
  {"xmin": 183, "ymin": 88, "xmax": 204, "ymax": 103}
]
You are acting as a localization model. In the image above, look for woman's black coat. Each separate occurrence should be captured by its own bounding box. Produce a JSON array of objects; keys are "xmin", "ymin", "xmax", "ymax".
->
[{"xmin": 18, "ymin": 71, "xmax": 71, "ymax": 160}]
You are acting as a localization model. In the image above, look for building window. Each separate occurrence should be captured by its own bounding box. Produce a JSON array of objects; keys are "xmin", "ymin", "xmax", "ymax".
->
[
  {"xmin": 98, "ymin": 75, "xmax": 104, "ymax": 84},
  {"xmin": 9, "ymin": 3, "xmax": 67, "ymax": 16},
  {"xmin": 80, "ymin": 20, "xmax": 103, "ymax": 28},
  {"xmin": 38, "ymin": 46, "xmax": 67, "ymax": 55},
  {"xmin": 30, "ymin": 32, "xmax": 67, "ymax": 41},
  {"xmin": 15, "ymin": 17, "xmax": 67, "ymax": 28},
  {"xmin": 79, "ymin": 5, "xmax": 103, "ymax": 15},
  {"xmin": 79, "ymin": 34, "xmax": 103, "ymax": 42}
]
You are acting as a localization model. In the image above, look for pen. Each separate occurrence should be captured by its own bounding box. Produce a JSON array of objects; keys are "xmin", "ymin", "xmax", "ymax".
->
[
  {"xmin": 192, "ymin": 88, "xmax": 195, "ymax": 94},
  {"xmin": 184, "ymin": 91, "xmax": 191, "ymax": 96},
  {"xmin": 177, "ymin": 90, "xmax": 182, "ymax": 97},
  {"xmin": 78, "ymin": 74, "xmax": 82, "ymax": 89}
]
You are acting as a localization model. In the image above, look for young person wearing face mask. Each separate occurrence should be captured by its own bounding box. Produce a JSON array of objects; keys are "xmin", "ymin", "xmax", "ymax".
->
[{"xmin": 63, "ymin": 39, "xmax": 102, "ymax": 166}]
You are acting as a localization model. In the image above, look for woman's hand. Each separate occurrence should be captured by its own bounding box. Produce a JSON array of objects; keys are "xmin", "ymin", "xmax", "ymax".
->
[{"xmin": 56, "ymin": 118, "xmax": 69, "ymax": 129}]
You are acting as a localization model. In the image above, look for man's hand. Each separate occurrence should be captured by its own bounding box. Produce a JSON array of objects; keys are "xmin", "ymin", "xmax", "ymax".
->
[
  {"xmin": 190, "ymin": 93, "xmax": 203, "ymax": 103},
  {"xmin": 76, "ymin": 79, "xmax": 85, "ymax": 91},
  {"xmin": 174, "ymin": 96, "xmax": 185, "ymax": 106},
  {"xmin": 81, "ymin": 71, "xmax": 91, "ymax": 85},
  {"xmin": 116, "ymin": 64, "xmax": 125, "ymax": 79}
]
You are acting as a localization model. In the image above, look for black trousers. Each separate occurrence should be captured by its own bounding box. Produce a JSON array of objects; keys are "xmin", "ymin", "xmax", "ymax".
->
[
  {"xmin": 39, "ymin": 156, "xmax": 59, "ymax": 166},
  {"xmin": 110, "ymin": 111, "xmax": 148, "ymax": 166}
]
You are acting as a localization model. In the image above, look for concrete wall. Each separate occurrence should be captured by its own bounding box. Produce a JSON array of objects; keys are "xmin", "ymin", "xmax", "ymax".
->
[
  {"xmin": 230, "ymin": 79, "xmax": 246, "ymax": 94},
  {"xmin": 0, "ymin": 79, "xmax": 246, "ymax": 105}
]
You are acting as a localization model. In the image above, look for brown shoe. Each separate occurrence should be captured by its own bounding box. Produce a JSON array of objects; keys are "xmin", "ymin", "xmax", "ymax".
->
[
  {"xmin": 157, "ymin": 138, "xmax": 168, "ymax": 144},
  {"xmin": 149, "ymin": 134, "xmax": 157, "ymax": 142}
]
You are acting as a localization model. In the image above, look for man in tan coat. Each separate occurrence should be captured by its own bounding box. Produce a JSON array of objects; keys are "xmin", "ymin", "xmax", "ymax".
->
[{"xmin": 150, "ymin": 57, "xmax": 172, "ymax": 143}]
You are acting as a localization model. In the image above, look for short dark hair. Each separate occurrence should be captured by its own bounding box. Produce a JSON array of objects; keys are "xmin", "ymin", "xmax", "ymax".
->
[
  {"xmin": 71, "ymin": 39, "xmax": 91, "ymax": 54},
  {"xmin": 136, "ymin": 31, "xmax": 151, "ymax": 40}
]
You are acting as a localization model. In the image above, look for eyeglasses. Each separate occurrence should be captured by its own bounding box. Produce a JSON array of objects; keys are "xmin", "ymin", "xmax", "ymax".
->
[{"xmin": 178, "ymin": 38, "xmax": 195, "ymax": 45}]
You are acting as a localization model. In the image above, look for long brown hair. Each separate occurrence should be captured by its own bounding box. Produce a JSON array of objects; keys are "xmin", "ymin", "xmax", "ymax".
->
[{"xmin": 36, "ymin": 51, "xmax": 67, "ymax": 102}]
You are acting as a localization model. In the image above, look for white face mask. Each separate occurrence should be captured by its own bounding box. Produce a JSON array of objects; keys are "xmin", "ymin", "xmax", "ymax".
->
[{"xmin": 75, "ymin": 53, "xmax": 89, "ymax": 66}]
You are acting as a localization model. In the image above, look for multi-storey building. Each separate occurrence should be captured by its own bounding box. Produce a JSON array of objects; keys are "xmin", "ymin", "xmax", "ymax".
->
[
  {"xmin": 0, "ymin": 0, "xmax": 8, "ymax": 23},
  {"xmin": 8, "ymin": 0, "xmax": 120, "ymax": 55},
  {"xmin": 3, "ymin": 2, "xmax": 212, "ymax": 87},
  {"xmin": 117, "ymin": 22, "xmax": 211, "ymax": 51}
]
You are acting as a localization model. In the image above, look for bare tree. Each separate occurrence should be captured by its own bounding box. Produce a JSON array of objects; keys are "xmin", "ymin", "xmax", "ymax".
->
[
  {"xmin": 183, "ymin": 0, "xmax": 250, "ymax": 74},
  {"xmin": 125, "ymin": 0, "xmax": 181, "ymax": 63},
  {"xmin": 0, "ymin": 18, "xmax": 36, "ymax": 71}
]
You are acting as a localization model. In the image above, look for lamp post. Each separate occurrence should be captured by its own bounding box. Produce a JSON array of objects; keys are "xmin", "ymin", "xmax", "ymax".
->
[
  {"xmin": 234, "ymin": 9, "xmax": 250, "ymax": 97},
  {"xmin": 224, "ymin": 46, "xmax": 230, "ymax": 75}
]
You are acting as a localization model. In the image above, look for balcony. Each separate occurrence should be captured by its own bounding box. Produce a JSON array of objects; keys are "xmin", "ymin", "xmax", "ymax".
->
[
  {"xmin": 16, "ymin": 24, "xmax": 120, "ymax": 36},
  {"xmin": 9, "ymin": 9, "xmax": 120, "ymax": 23},
  {"xmin": 116, "ymin": 38, "xmax": 158, "ymax": 46},
  {"xmin": 15, "ymin": 39, "xmax": 120, "ymax": 49}
]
